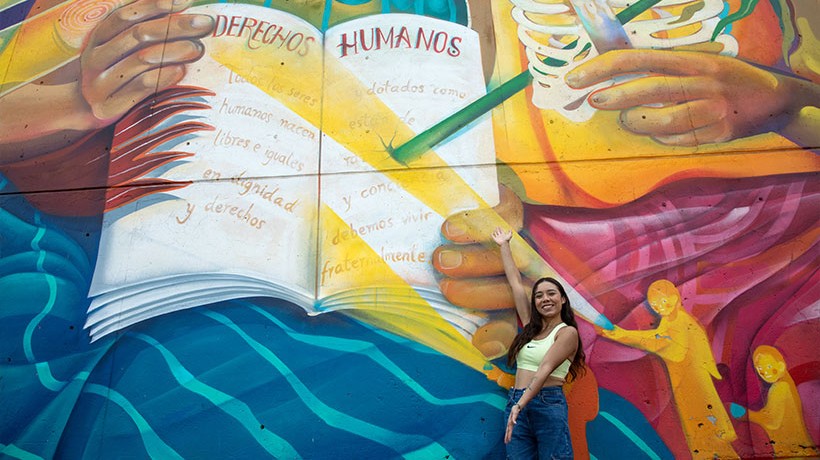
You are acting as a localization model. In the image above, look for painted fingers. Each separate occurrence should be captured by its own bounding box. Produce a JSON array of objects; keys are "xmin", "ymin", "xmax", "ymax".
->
[
  {"xmin": 566, "ymin": 49, "xmax": 805, "ymax": 145},
  {"xmin": 80, "ymin": 0, "xmax": 215, "ymax": 123}
]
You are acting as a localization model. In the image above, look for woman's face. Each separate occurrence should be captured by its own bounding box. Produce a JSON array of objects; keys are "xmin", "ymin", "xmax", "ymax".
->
[{"xmin": 533, "ymin": 281, "xmax": 566, "ymax": 320}]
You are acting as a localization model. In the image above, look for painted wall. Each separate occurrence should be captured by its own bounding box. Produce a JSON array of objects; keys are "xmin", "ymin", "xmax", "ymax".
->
[{"xmin": 1, "ymin": 0, "xmax": 817, "ymax": 458}]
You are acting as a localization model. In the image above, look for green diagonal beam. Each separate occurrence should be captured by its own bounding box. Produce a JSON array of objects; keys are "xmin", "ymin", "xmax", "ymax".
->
[{"xmin": 389, "ymin": 0, "xmax": 662, "ymax": 164}]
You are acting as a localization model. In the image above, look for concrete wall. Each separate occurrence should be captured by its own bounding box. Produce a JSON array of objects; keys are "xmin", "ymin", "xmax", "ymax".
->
[{"xmin": 0, "ymin": 0, "xmax": 817, "ymax": 458}]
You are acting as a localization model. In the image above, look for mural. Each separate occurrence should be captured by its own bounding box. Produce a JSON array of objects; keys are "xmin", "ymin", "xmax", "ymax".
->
[{"xmin": 0, "ymin": 0, "xmax": 817, "ymax": 458}]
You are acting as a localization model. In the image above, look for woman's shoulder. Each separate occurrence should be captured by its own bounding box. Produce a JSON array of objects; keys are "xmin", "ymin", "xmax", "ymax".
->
[{"xmin": 554, "ymin": 324, "xmax": 579, "ymax": 339}]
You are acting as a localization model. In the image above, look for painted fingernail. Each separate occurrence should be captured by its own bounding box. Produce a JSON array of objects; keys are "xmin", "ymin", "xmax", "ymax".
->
[
  {"xmin": 443, "ymin": 221, "xmax": 466, "ymax": 238},
  {"xmin": 591, "ymin": 92, "xmax": 608, "ymax": 105},
  {"xmin": 437, "ymin": 250, "xmax": 463, "ymax": 270},
  {"xmin": 190, "ymin": 15, "xmax": 214, "ymax": 29},
  {"xmin": 565, "ymin": 72, "xmax": 583, "ymax": 87},
  {"xmin": 144, "ymin": 52, "xmax": 162, "ymax": 64}
]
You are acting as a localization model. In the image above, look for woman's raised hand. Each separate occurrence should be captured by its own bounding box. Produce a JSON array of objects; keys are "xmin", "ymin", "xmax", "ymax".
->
[
  {"xmin": 491, "ymin": 227, "xmax": 513, "ymax": 245},
  {"xmin": 432, "ymin": 185, "xmax": 523, "ymax": 311}
]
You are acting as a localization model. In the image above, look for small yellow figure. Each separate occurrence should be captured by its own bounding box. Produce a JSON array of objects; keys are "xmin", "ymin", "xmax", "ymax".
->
[
  {"xmin": 600, "ymin": 279, "xmax": 737, "ymax": 459},
  {"xmin": 743, "ymin": 345, "xmax": 819, "ymax": 457}
]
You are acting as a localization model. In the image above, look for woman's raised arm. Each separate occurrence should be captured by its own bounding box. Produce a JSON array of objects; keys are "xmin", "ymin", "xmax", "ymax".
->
[{"xmin": 492, "ymin": 227, "xmax": 531, "ymax": 326}]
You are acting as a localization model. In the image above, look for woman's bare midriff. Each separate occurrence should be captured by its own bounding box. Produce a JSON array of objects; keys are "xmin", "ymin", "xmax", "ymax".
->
[{"xmin": 514, "ymin": 368, "xmax": 564, "ymax": 389}]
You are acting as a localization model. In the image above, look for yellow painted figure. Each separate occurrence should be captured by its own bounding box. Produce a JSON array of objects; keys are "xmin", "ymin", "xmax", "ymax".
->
[
  {"xmin": 600, "ymin": 279, "xmax": 737, "ymax": 459},
  {"xmin": 744, "ymin": 345, "xmax": 819, "ymax": 457}
]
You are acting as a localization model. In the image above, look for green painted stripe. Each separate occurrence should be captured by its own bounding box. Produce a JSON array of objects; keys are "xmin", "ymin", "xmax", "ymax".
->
[
  {"xmin": 0, "ymin": 0, "xmax": 27, "ymax": 13},
  {"xmin": 389, "ymin": 0, "xmax": 662, "ymax": 164}
]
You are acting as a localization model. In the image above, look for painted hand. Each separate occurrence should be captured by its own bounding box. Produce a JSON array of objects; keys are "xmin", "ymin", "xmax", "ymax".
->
[
  {"xmin": 434, "ymin": 185, "xmax": 523, "ymax": 310},
  {"xmin": 78, "ymin": 0, "xmax": 215, "ymax": 126},
  {"xmin": 598, "ymin": 325, "xmax": 624, "ymax": 341},
  {"xmin": 1, "ymin": 0, "xmax": 215, "ymax": 160},
  {"xmin": 566, "ymin": 49, "xmax": 814, "ymax": 146},
  {"xmin": 432, "ymin": 186, "xmax": 523, "ymax": 358}
]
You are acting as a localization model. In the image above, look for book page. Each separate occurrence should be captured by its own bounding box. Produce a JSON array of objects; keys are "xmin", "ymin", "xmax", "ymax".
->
[
  {"xmin": 87, "ymin": 4, "xmax": 324, "ymax": 339},
  {"xmin": 316, "ymin": 14, "xmax": 498, "ymax": 332}
]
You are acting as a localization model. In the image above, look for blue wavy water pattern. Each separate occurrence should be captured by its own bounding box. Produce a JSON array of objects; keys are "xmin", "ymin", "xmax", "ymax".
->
[
  {"xmin": 199, "ymin": 308, "xmax": 453, "ymax": 458},
  {"xmin": 599, "ymin": 411, "xmax": 662, "ymax": 460},
  {"xmin": 240, "ymin": 301, "xmax": 506, "ymax": 408},
  {"xmin": 23, "ymin": 212, "xmax": 64, "ymax": 392},
  {"xmin": 0, "ymin": 443, "xmax": 44, "ymax": 460},
  {"xmin": 132, "ymin": 332, "xmax": 301, "ymax": 458},
  {"xmin": 83, "ymin": 384, "xmax": 184, "ymax": 459}
]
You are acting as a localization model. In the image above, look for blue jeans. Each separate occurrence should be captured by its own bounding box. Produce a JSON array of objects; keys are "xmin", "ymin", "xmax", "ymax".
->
[{"xmin": 505, "ymin": 386, "xmax": 573, "ymax": 459}]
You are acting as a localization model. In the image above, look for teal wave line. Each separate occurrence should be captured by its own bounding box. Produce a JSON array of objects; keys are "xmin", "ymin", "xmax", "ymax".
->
[
  {"xmin": 240, "ymin": 302, "xmax": 506, "ymax": 409},
  {"xmin": 404, "ymin": 442, "xmax": 455, "ymax": 460},
  {"xmin": 23, "ymin": 274, "xmax": 55, "ymax": 362},
  {"xmin": 368, "ymin": 328, "xmax": 440, "ymax": 355},
  {"xmin": 200, "ymin": 309, "xmax": 451, "ymax": 458},
  {"xmin": 132, "ymin": 333, "xmax": 300, "ymax": 459},
  {"xmin": 599, "ymin": 411, "xmax": 661, "ymax": 460},
  {"xmin": 0, "ymin": 176, "xmax": 7, "ymax": 190},
  {"xmin": 31, "ymin": 230, "xmax": 46, "ymax": 270},
  {"xmin": 84, "ymin": 384, "xmax": 184, "ymax": 459},
  {"xmin": 0, "ymin": 443, "xmax": 44, "ymax": 460},
  {"xmin": 22, "ymin": 211, "xmax": 64, "ymax": 391},
  {"xmin": 34, "ymin": 360, "xmax": 63, "ymax": 392}
]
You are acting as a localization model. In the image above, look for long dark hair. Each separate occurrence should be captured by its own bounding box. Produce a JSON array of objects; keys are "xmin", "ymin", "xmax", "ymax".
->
[{"xmin": 506, "ymin": 277, "xmax": 586, "ymax": 382}]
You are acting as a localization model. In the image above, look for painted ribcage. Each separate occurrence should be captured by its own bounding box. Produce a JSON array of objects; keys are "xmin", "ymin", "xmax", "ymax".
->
[{"xmin": 510, "ymin": 0, "xmax": 738, "ymax": 121}]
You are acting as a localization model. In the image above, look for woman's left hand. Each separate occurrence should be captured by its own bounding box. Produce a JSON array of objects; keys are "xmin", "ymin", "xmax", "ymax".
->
[{"xmin": 505, "ymin": 404, "xmax": 521, "ymax": 444}]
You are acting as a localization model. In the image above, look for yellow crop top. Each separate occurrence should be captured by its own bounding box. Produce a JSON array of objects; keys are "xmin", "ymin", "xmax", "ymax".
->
[{"xmin": 516, "ymin": 323, "xmax": 572, "ymax": 379}]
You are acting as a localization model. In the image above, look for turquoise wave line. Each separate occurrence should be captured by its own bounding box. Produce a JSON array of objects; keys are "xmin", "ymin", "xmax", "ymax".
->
[
  {"xmin": 22, "ymin": 213, "xmax": 65, "ymax": 392},
  {"xmin": 369, "ymin": 327, "xmax": 441, "ymax": 355},
  {"xmin": 33, "ymin": 359, "xmax": 63, "ymax": 392},
  {"xmin": 200, "ymin": 309, "xmax": 451, "ymax": 459},
  {"xmin": 599, "ymin": 411, "xmax": 662, "ymax": 460},
  {"xmin": 132, "ymin": 333, "xmax": 300, "ymax": 459},
  {"xmin": 23, "ymin": 274, "xmax": 55, "ymax": 362},
  {"xmin": 0, "ymin": 443, "xmax": 44, "ymax": 460},
  {"xmin": 84, "ymin": 384, "xmax": 184, "ymax": 459},
  {"xmin": 241, "ymin": 302, "xmax": 506, "ymax": 409}
]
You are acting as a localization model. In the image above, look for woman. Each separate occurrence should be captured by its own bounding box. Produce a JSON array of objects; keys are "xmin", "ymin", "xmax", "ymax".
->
[{"xmin": 492, "ymin": 227, "xmax": 586, "ymax": 459}]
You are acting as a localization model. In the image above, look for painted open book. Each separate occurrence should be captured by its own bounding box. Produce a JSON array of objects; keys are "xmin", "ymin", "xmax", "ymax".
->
[{"xmin": 87, "ymin": 4, "xmax": 499, "ymax": 368}]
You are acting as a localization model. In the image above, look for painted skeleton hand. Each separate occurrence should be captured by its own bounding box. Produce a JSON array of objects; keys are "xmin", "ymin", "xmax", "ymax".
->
[{"xmin": 510, "ymin": 0, "xmax": 755, "ymax": 130}]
